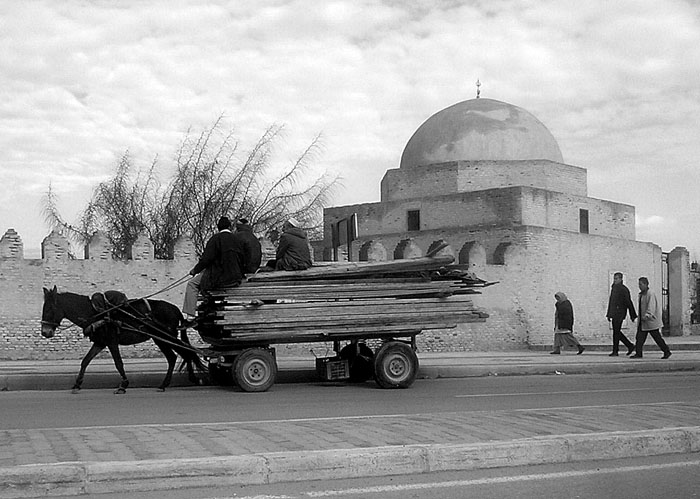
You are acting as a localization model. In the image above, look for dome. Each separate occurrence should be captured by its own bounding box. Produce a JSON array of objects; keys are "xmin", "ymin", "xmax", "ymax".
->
[{"xmin": 400, "ymin": 98, "xmax": 563, "ymax": 168}]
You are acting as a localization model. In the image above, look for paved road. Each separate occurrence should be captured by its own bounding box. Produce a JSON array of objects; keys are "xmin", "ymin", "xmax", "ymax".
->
[
  {"xmin": 2, "ymin": 353, "xmax": 700, "ymax": 498},
  {"xmin": 3, "ymin": 372, "xmax": 700, "ymax": 431}
]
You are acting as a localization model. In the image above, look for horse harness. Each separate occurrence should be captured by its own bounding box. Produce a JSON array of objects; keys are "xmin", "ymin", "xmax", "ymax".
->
[{"xmin": 84, "ymin": 291, "xmax": 154, "ymax": 338}]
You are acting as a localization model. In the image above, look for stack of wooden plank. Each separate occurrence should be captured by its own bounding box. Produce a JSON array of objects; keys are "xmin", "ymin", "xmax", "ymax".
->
[{"xmin": 196, "ymin": 255, "xmax": 492, "ymax": 346}]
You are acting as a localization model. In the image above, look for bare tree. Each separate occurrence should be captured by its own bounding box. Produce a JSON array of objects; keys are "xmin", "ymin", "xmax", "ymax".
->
[{"xmin": 43, "ymin": 119, "xmax": 339, "ymax": 259}]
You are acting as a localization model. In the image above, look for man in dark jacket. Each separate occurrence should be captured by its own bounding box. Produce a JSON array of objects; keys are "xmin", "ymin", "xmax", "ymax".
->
[
  {"xmin": 275, "ymin": 218, "xmax": 312, "ymax": 271},
  {"xmin": 234, "ymin": 218, "xmax": 262, "ymax": 275},
  {"xmin": 606, "ymin": 272, "xmax": 638, "ymax": 356},
  {"xmin": 182, "ymin": 216, "xmax": 244, "ymax": 322}
]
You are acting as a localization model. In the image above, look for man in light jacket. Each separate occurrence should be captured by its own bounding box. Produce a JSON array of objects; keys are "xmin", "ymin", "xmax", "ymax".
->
[{"xmin": 630, "ymin": 276, "xmax": 671, "ymax": 359}]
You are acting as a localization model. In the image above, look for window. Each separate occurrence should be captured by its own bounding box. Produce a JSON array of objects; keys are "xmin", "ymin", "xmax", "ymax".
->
[
  {"xmin": 579, "ymin": 209, "xmax": 589, "ymax": 234},
  {"xmin": 407, "ymin": 210, "xmax": 420, "ymax": 231}
]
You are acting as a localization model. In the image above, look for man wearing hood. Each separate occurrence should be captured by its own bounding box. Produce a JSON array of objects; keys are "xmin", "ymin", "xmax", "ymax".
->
[
  {"xmin": 234, "ymin": 218, "xmax": 262, "ymax": 275},
  {"xmin": 275, "ymin": 218, "xmax": 312, "ymax": 271},
  {"xmin": 550, "ymin": 291, "xmax": 585, "ymax": 355}
]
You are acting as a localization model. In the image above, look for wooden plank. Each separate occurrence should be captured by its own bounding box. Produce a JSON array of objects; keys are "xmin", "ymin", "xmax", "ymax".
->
[
  {"xmin": 210, "ymin": 285, "xmax": 464, "ymax": 302},
  {"xmin": 219, "ymin": 302, "xmax": 478, "ymax": 321},
  {"xmin": 209, "ymin": 319, "xmax": 487, "ymax": 345},
  {"xmin": 215, "ymin": 312, "xmax": 487, "ymax": 330},
  {"xmin": 220, "ymin": 295, "xmax": 475, "ymax": 310},
  {"xmin": 246, "ymin": 255, "xmax": 455, "ymax": 282},
  {"xmin": 209, "ymin": 280, "xmax": 464, "ymax": 295}
]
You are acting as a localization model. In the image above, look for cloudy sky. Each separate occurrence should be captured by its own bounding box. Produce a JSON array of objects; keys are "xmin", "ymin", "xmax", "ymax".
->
[{"xmin": 1, "ymin": 0, "xmax": 699, "ymax": 259}]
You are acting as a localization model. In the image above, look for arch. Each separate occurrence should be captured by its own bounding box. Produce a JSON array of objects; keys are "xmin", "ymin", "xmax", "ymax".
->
[
  {"xmin": 359, "ymin": 241, "xmax": 388, "ymax": 262},
  {"xmin": 493, "ymin": 242, "xmax": 511, "ymax": 265},
  {"xmin": 458, "ymin": 241, "xmax": 486, "ymax": 267},
  {"xmin": 492, "ymin": 242, "xmax": 525, "ymax": 266},
  {"xmin": 394, "ymin": 239, "xmax": 422, "ymax": 260}
]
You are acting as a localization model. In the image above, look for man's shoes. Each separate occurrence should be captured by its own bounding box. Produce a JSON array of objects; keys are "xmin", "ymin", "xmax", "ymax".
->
[
  {"xmin": 577, "ymin": 346, "xmax": 585, "ymax": 355},
  {"xmin": 626, "ymin": 346, "xmax": 635, "ymax": 356},
  {"xmin": 549, "ymin": 350, "xmax": 560, "ymax": 355},
  {"xmin": 609, "ymin": 352, "xmax": 618, "ymax": 357},
  {"xmin": 662, "ymin": 351, "xmax": 672, "ymax": 359},
  {"xmin": 630, "ymin": 354, "xmax": 643, "ymax": 358}
]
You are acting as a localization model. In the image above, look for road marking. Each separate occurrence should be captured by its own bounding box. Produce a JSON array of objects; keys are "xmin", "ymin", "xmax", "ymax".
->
[
  {"xmin": 455, "ymin": 387, "xmax": 658, "ymax": 397},
  {"xmin": 224, "ymin": 460, "xmax": 700, "ymax": 498}
]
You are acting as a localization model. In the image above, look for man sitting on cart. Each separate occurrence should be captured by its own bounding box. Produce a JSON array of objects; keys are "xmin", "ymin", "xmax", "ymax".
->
[
  {"xmin": 233, "ymin": 217, "xmax": 262, "ymax": 275},
  {"xmin": 182, "ymin": 216, "xmax": 245, "ymax": 327},
  {"xmin": 267, "ymin": 218, "xmax": 312, "ymax": 271}
]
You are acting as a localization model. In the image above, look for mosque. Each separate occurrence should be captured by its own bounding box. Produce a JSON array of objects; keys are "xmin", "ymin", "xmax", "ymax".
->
[{"xmin": 318, "ymin": 94, "xmax": 693, "ymax": 350}]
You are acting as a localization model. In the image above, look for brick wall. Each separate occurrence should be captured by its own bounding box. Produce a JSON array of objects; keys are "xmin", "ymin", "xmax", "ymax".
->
[
  {"xmin": 320, "ymin": 224, "xmax": 668, "ymax": 350},
  {"xmin": 1, "ymin": 225, "xmax": 686, "ymax": 360}
]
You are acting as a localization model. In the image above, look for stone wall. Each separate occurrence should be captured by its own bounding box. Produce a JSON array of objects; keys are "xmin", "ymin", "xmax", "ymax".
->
[
  {"xmin": 1, "ymin": 225, "xmax": 693, "ymax": 360},
  {"xmin": 325, "ymin": 224, "xmax": 684, "ymax": 350},
  {"xmin": 0, "ymin": 229, "xmax": 199, "ymax": 360},
  {"xmin": 324, "ymin": 186, "xmax": 635, "ymax": 251}
]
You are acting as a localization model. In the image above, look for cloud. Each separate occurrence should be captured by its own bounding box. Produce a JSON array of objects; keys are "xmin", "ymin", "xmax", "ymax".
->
[{"xmin": 0, "ymin": 0, "xmax": 699, "ymax": 258}]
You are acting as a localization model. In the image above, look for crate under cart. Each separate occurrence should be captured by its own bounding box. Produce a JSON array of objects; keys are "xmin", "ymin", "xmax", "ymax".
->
[{"xmin": 316, "ymin": 356, "xmax": 350, "ymax": 381}]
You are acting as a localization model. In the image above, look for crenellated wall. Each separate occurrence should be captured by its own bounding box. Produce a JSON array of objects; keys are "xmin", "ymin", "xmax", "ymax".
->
[
  {"xmin": 1, "ymin": 226, "xmax": 694, "ymax": 360},
  {"xmin": 0, "ymin": 229, "xmax": 200, "ymax": 360}
]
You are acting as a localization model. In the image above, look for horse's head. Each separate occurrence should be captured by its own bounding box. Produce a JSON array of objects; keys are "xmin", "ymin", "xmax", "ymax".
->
[{"xmin": 41, "ymin": 286, "xmax": 63, "ymax": 338}]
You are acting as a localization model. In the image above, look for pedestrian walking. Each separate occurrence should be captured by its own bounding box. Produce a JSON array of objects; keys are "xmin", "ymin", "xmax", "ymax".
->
[
  {"xmin": 550, "ymin": 292, "xmax": 585, "ymax": 355},
  {"xmin": 630, "ymin": 277, "xmax": 672, "ymax": 359},
  {"xmin": 606, "ymin": 272, "xmax": 637, "ymax": 356}
]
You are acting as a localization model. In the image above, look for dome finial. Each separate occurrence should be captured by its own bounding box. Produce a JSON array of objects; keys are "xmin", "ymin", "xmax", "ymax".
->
[{"xmin": 476, "ymin": 79, "xmax": 481, "ymax": 99}]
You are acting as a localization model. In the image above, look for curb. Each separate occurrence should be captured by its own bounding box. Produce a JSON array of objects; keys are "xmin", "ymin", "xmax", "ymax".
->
[
  {"xmin": 418, "ymin": 359, "xmax": 700, "ymax": 379},
  {"xmin": 2, "ymin": 427, "xmax": 699, "ymax": 498}
]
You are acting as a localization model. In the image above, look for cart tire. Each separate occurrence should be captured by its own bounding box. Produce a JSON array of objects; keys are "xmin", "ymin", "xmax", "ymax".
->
[
  {"xmin": 373, "ymin": 341, "xmax": 418, "ymax": 389},
  {"xmin": 233, "ymin": 348, "xmax": 277, "ymax": 392},
  {"xmin": 208, "ymin": 363, "xmax": 233, "ymax": 386},
  {"xmin": 339, "ymin": 343, "xmax": 375, "ymax": 382}
]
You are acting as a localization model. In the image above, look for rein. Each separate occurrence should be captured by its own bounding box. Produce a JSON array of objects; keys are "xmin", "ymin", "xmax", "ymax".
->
[
  {"xmin": 43, "ymin": 274, "xmax": 201, "ymax": 354},
  {"xmin": 141, "ymin": 274, "xmax": 191, "ymax": 299}
]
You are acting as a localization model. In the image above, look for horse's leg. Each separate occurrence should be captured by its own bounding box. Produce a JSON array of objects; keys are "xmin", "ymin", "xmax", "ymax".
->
[
  {"xmin": 179, "ymin": 327, "xmax": 203, "ymax": 386},
  {"xmin": 185, "ymin": 358, "xmax": 200, "ymax": 385},
  {"xmin": 154, "ymin": 341, "xmax": 177, "ymax": 392},
  {"xmin": 107, "ymin": 344, "xmax": 129, "ymax": 394},
  {"xmin": 72, "ymin": 343, "xmax": 104, "ymax": 394}
]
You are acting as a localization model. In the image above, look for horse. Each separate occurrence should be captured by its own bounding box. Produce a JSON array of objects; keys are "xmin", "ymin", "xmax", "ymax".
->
[{"xmin": 41, "ymin": 286, "xmax": 206, "ymax": 394}]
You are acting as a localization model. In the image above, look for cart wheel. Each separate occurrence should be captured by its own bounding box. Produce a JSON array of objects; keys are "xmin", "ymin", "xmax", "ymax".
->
[
  {"xmin": 208, "ymin": 362, "xmax": 233, "ymax": 386},
  {"xmin": 233, "ymin": 348, "xmax": 277, "ymax": 392},
  {"xmin": 374, "ymin": 341, "xmax": 418, "ymax": 389},
  {"xmin": 339, "ymin": 343, "xmax": 375, "ymax": 382}
]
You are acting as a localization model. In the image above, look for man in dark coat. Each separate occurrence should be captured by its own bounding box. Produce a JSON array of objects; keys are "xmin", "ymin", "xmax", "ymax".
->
[
  {"xmin": 606, "ymin": 272, "xmax": 638, "ymax": 356},
  {"xmin": 275, "ymin": 218, "xmax": 312, "ymax": 271},
  {"xmin": 182, "ymin": 216, "xmax": 244, "ymax": 322},
  {"xmin": 234, "ymin": 218, "xmax": 262, "ymax": 275}
]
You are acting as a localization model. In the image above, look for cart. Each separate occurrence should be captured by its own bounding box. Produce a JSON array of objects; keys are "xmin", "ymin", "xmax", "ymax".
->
[{"xmin": 194, "ymin": 255, "xmax": 491, "ymax": 391}]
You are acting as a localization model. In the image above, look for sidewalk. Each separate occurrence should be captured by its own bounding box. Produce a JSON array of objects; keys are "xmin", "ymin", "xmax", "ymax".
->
[{"xmin": 2, "ymin": 338, "xmax": 700, "ymax": 498}]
